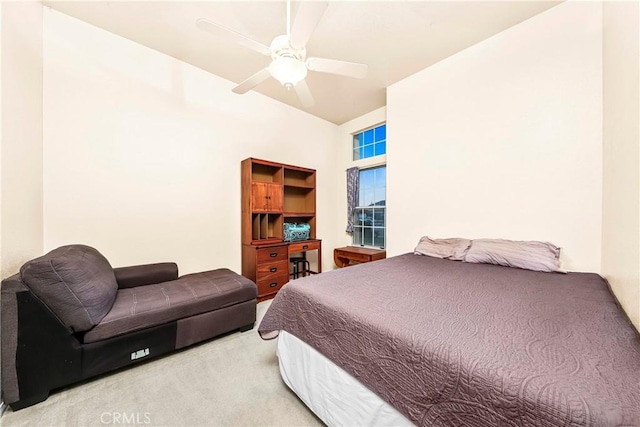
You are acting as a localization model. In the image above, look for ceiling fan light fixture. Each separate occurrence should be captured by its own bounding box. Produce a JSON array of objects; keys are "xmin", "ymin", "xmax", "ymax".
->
[{"xmin": 269, "ymin": 57, "xmax": 307, "ymax": 89}]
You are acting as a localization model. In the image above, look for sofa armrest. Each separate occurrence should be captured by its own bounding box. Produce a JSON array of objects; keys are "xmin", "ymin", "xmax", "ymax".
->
[{"xmin": 113, "ymin": 263, "xmax": 178, "ymax": 289}]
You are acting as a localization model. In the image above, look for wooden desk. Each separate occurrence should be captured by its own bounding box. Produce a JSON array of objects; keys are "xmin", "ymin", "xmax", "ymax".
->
[
  {"xmin": 334, "ymin": 246, "xmax": 386, "ymax": 268},
  {"xmin": 243, "ymin": 239, "xmax": 321, "ymax": 302}
]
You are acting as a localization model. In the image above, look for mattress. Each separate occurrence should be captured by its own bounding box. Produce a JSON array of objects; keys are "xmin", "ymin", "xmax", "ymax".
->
[
  {"xmin": 259, "ymin": 254, "xmax": 640, "ymax": 426},
  {"xmin": 277, "ymin": 330, "xmax": 412, "ymax": 426}
]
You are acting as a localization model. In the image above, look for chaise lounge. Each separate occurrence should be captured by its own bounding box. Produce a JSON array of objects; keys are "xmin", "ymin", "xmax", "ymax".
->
[{"xmin": 1, "ymin": 244, "xmax": 257, "ymax": 410}]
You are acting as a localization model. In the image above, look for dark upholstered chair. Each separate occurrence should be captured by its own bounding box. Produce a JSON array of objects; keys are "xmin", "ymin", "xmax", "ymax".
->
[{"xmin": 1, "ymin": 245, "xmax": 257, "ymax": 410}]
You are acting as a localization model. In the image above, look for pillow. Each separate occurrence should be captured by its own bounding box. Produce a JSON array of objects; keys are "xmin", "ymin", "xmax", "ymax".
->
[
  {"xmin": 463, "ymin": 238, "xmax": 561, "ymax": 272},
  {"xmin": 414, "ymin": 236, "xmax": 471, "ymax": 261},
  {"xmin": 20, "ymin": 245, "xmax": 118, "ymax": 332}
]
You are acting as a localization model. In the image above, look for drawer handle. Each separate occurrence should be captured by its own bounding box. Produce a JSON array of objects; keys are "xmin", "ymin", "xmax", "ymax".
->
[
  {"xmin": 269, "ymin": 282, "xmax": 278, "ymax": 288},
  {"xmin": 302, "ymin": 245, "xmax": 308, "ymax": 249},
  {"xmin": 270, "ymin": 252, "xmax": 278, "ymax": 257},
  {"xmin": 270, "ymin": 267, "xmax": 277, "ymax": 272}
]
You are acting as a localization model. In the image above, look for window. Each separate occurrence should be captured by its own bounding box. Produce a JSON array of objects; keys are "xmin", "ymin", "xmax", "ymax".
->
[
  {"xmin": 353, "ymin": 124, "xmax": 386, "ymax": 160},
  {"xmin": 350, "ymin": 122, "xmax": 386, "ymax": 248},
  {"xmin": 353, "ymin": 165, "xmax": 386, "ymax": 248}
]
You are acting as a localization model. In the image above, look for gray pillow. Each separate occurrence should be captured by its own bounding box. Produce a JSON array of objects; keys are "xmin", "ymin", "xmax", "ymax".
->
[
  {"xmin": 414, "ymin": 236, "xmax": 471, "ymax": 261},
  {"xmin": 464, "ymin": 239, "xmax": 562, "ymax": 273},
  {"xmin": 20, "ymin": 245, "xmax": 118, "ymax": 332}
]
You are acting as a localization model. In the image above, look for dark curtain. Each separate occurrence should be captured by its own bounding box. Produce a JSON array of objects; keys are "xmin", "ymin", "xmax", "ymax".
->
[{"xmin": 345, "ymin": 167, "xmax": 359, "ymax": 233}]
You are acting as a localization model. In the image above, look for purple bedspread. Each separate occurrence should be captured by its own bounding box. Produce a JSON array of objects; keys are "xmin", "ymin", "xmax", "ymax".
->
[{"xmin": 258, "ymin": 254, "xmax": 640, "ymax": 426}]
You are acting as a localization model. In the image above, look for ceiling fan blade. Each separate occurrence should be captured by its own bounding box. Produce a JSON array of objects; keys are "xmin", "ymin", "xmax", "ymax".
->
[
  {"xmin": 306, "ymin": 57, "xmax": 368, "ymax": 79},
  {"xmin": 233, "ymin": 68, "xmax": 272, "ymax": 94},
  {"xmin": 196, "ymin": 18, "xmax": 270, "ymax": 56},
  {"xmin": 289, "ymin": 1, "xmax": 328, "ymax": 50},
  {"xmin": 294, "ymin": 80, "xmax": 315, "ymax": 108}
]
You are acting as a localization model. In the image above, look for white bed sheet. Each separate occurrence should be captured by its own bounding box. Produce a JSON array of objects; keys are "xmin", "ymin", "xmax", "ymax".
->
[{"xmin": 277, "ymin": 330, "xmax": 414, "ymax": 427}]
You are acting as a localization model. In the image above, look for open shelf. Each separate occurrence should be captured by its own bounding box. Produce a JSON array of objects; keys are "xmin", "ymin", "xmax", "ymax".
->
[
  {"xmin": 283, "ymin": 187, "xmax": 315, "ymax": 213},
  {"xmin": 252, "ymin": 162, "xmax": 283, "ymax": 184},
  {"xmin": 251, "ymin": 213, "xmax": 283, "ymax": 242},
  {"xmin": 284, "ymin": 167, "xmax": 315, "ymax": 187},
  {"xmin": 284, "ymin": 216, "xmax": 316, "ymax": 239}
]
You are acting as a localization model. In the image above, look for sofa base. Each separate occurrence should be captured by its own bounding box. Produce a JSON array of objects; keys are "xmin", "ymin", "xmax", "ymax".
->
[
  {"xmin": 8, "ymin": 392, "xmax": 49, "ymax": 411},
  {"xmin": 4, "ymin": 286, "xmax": 257, "ymax": 411},
  {"xmin": 82, "ymin": 321, "xmax": 179, "ymax": 379},
  {"xmin": 239, "ymin": 323, "xmax": 254, "ymax": 332},
  {"xmin": 175, "ymin": 300, "xmax": 256, "ymax": 348}
]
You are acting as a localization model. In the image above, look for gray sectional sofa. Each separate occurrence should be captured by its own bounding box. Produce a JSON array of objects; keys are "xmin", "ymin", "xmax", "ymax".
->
[{"xmin": 1, "ymin": 245, "xmax": 257, "ymax": 410}]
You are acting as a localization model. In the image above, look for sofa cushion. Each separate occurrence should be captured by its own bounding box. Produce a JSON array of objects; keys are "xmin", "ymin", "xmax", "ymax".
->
[
  {"xmin": 83, "ymin": 268, "xmax": 257, "ymax": 343},
  {"xmin": 20, "ymin": 245, "xmax": 118, "ymax": 332}
]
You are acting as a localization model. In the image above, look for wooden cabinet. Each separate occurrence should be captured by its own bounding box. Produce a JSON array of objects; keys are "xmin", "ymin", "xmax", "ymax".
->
[
  {"xmin": 251, "ymin": 182, "xmax": 283, "ymax": 212},
  {"xmin": 241, "ymin": 158, "xmax": 318, "ymax": 301},
  {"xmin": 242, "ymin": 244, "xmax": 289, "ymax": 301}
]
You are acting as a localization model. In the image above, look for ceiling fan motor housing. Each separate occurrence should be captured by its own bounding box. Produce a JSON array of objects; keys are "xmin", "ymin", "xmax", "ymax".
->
[
  {"xmin": 269, "ymin": 35, "xmax": 307, "ymax": 89},
  {"xmin": 269, "ymin": 34, "xmax": 306, "ymax": 61}
]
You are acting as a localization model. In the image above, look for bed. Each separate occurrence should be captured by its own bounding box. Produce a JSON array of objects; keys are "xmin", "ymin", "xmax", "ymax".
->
[{"xmin": 258, "ymin": 253, "xmax": 640, "ymax": 426}]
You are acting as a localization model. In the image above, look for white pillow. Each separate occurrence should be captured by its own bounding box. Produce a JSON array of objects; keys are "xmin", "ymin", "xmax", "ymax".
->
[
  {"xmin": 464, "ymin": 239, "xmax": 562, "ymax": 273},
  {"xmin": 414, "ymin": 236, "xmax": 471, "ymax": 261}
]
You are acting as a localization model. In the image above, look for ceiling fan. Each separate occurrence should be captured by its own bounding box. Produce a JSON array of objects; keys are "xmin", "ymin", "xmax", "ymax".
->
[{"xmin": 196, "ymin": 0, "xmax": 368, "ymax": 108}]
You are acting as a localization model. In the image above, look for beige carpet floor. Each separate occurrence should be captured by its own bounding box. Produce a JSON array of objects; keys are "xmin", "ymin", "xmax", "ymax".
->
[{"xmin": 1, "ymin": 300, "xmax": 323, "ymax": 427}]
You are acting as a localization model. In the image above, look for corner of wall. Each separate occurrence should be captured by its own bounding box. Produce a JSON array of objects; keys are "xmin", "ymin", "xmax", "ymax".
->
[
  {"xmin": 0, "ymin": 1, "xmax": 44, "ymax": 278},
  {"xmin": 601, "ymin": 0, "xmax": 640, "ymax": 330}
]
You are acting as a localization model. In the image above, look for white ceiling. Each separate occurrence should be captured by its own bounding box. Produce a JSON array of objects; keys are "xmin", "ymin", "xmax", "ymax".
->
[{"xmin": 45, "ymin": 1, "xmax": 561, "ymax": 125}]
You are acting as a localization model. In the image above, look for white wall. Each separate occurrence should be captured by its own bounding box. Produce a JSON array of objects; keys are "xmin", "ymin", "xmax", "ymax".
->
[
  {"xmin": 0, "ymin": 2, "xmax": 44, "ymax": 278},
  {"xmin": 602, "ymin": 1, "xmax": 640, "ymax": 329},
  {"xmin": 43, "ymin": 9, "xmax": 339, "ymax": 275},
  {"xmin": 387, "ymin": 1, "xmax": 603, "ymax": 272}
]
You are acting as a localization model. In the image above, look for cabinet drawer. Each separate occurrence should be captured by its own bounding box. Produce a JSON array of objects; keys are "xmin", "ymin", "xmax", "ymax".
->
[
  {"xmin": 256, "ymin": 246, "xmax": 288, "ymax": 263},
  {"xmin": 256, "ymin": 260, "xmax": 289, "ymax": 282},
  {"xmin": 288, "ymin": 240, "xmax": 320, "ymax": 253},
  {"xmin": 336, "ymin": 250, "xmax": 371, "ymax": 263},
  {"xmin": 257, "ymin": 273, "xmax": 289, "ymax": 296}
]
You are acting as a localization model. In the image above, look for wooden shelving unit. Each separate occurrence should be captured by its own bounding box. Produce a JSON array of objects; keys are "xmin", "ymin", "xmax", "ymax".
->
[{"xmin": 241, "ymin": 158, "xmax": 317, "ymax": 301}]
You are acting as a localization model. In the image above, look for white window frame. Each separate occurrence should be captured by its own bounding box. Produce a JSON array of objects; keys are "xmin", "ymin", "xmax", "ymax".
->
[{"xmin": 351, "ymin": 122, "xmax": 387, "ymax": 249}]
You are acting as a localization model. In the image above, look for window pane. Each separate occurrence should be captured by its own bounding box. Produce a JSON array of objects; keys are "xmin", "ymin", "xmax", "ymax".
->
[
  {"xmin": 353, "ymin": 148, "xmax": 360, "ymax": 161},
  {"xmin": 363, "ymin": 144, "xmax": 374, "ymax": 159},
  {"xmin": 362, "ymin": 189, "xmax": 374, "ymax": 207},
  {"xmin": 374, "ymin": 209, "xmax": 385, "ymax": 226},
  {"xmin": 360, "ymin": 169, "xmax": 374, "ymax": 187},
  {"xmin": 375, "ymin": 166, "xmax": 386, "ymax": 187},
  {"xmin": 375, "ymin": 124, "xmax": 386, "ymax": 142},
  {"xmin": 363, "ymin": 227, "xmax": 373, "ymax": 246},
  {"xmin": 354, "ymin": 226, "xmax": 363, "ymax": 245},
  {"xmin": 364, "ymin": 208, "xmax": 374, "ymax": 225},
  {"xmin": 372, "ymin": 189, "xmax": 383, "ymax": 206},
  {"xmin": 373, "ymin": 228, "xmax": 385, "ymax": 248},
  {"xmin": 363, "ymin": 129, "xmax": 374, "ymax": 144},
  {"xmin": 353, "ymin": 134, "xmax": 360, "ymax": 150},
  {"xmin": 354, "ymin": 209, "xmax": 364, "ymax": 226},
  {"xmin": 374, "ymin": 140, "xmax": 386, "ymax": 156}
]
